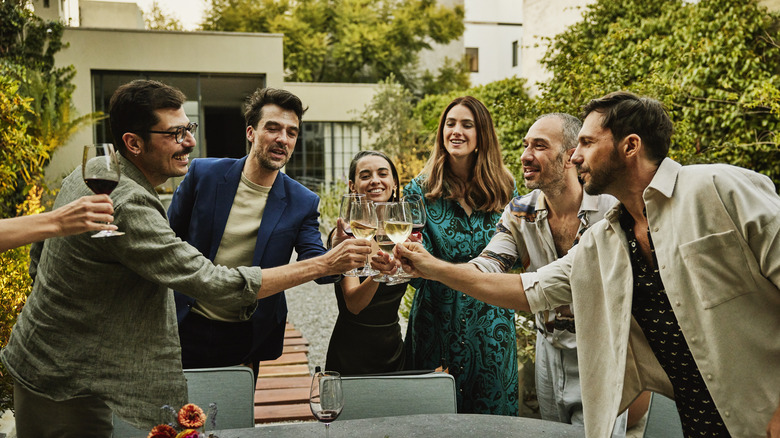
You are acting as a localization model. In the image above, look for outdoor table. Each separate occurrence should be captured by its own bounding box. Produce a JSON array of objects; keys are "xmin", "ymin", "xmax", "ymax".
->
[{"xmin": 213, "ymin": 413, "xmax": 586, "ymax": 437}]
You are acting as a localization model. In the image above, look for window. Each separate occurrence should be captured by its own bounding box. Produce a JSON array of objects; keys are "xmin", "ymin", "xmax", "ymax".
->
[
  {"xmin": 466, "ymin": 47, "xmax": 479, "ymax": 73},
  {"xmin": 286, "ymin": 122, "xmax": 362, "ymax": 190},
  {"xmin": 44, "ymin": 0, "xmax": 50, "ymax": 7},
  {"xmin": 512, "ymin": 41, "xmax": 519, "ymax": 67}
]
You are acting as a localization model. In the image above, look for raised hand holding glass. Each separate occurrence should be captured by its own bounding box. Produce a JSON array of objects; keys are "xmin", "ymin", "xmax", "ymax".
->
[{"xmin": 82, "ymin": 144, "xmax": 124, "ymax": 238}]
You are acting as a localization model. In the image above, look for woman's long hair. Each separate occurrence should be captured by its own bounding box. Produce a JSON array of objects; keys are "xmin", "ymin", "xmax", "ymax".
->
[{"xmin": 419, "ymin": 96, "xmax": 514, "ymax": 213}]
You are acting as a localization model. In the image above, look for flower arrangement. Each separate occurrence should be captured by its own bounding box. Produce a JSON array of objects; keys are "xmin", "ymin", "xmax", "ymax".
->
[{"xmin": 148, "ymin": 403, "xmax": 218, "ymax": 438}]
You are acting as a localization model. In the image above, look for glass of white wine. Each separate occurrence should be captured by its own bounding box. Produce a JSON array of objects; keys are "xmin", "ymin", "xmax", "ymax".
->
[
  {"xmin": 373, "ymin": 202, "xmax": 395, "ymax": 283},
  {"xmin": 339, "ymin": 193, "xmax": 365, "ymax": 277},
  {"xmin": 348, "ymin": 199, "xmax": 379, "ymax": 277},
  {"xmin": 384, "ymin": 201, "xmax": 413, "ymax": 285}
]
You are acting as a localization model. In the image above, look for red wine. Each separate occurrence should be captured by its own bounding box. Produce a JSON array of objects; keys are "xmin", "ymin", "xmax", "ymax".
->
[
  {"xmin": 314, "ymin": 409, "xmax": 341, "ymax": 422},
  {"xmin": 412, "ymin": 223, "xmax": 425, "ymax": 232},
  {"xmin": 85, "ymin": 178, "xmax": 118, "ymax": 195}
]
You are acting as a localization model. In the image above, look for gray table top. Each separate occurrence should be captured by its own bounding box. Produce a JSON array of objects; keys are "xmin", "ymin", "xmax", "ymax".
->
[{"xmin": 212, "ymin": 413, "xmax": 586, "ymax": 437}]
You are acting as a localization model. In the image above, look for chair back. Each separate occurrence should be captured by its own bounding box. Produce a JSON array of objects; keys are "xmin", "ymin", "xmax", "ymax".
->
[
  {"xmin": 112, "ymin": 366, "xmax": 255, "ymax": 437},
  {"xmin": 338, "ymin": 371, "xmax": 457, "ymax": 420},
  {"xmin": 642, "ymin": 392, "xmax": 684, "ymax": 438}
]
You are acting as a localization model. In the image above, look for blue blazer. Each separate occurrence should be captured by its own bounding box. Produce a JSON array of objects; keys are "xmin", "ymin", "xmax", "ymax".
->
[{"xmin": 168, "ymin": 156, "xmax": 331, "ymax": 361}]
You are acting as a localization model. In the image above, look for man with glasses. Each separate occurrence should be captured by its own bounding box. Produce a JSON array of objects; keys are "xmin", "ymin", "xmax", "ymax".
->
[
  {"xmin": 0, "ymin": 80, "xmax": 370, "ymax": 436},
  {"xmin": 167, "ymin": 87, "xmax": 336, "ymax": 382}
]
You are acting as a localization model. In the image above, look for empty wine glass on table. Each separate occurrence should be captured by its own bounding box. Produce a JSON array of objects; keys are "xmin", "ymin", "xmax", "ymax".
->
[
  {"xmin": 82, "ymin": 143, "xmax": 125, "ymax": 238},
  {"xmin": 384, "ymin": 201, "xmax": 413, "ymax": 285},
  {"xmin": 339, "ymin": 194, "xmax": 365, "ymax": 277},
  {"xmin": 310, "ymin": 370, "xmax": 343, "ymax": 438},
  {"xmin": 349, "ymin": 199, "xmax": 379, "ymax": 277}
]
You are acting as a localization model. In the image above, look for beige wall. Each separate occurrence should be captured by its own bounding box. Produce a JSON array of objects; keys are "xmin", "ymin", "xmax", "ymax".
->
[
  {"xmin": 759, "ymin": 0, "xmax": 780, "ymax": 11},
  {"xmin": 521, "ymin": 0, "xmax": 594, "ymax": 96},
  {"xmin": 281, "ymin": 82, "xmax": 378, "ymax": 123},
  {"xmin": 80, "ymin": 1, "xmax": 144, "ymax": 29},
  {"xmin": 50, "ymin": 28, "xmax": 284, "ymax": 183}
]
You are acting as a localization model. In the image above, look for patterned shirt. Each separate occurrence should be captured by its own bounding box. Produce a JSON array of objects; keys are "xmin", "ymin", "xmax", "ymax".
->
[
  {"xmin": 470, "ymin": 189, "xmax": 616, "ymax": 349},
  {"xmin": 618, "ymin": 206, "xmax": 730, "ymax": 436},
  {"xmin": 403, "ymin": 177, "xmax": 520, "ymax": 416}
]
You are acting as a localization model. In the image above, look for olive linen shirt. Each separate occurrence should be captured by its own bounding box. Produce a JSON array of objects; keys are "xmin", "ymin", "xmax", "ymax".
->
[
  {"xmin": 522, "ymin": 159, "xmax": 780, "ymax": 437},
  {"xmin": 0, "ymin": 155, "xmax": 262, "ymax": 428}
]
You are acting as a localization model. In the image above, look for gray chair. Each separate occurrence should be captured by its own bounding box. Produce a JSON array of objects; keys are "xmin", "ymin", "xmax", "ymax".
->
[
  {"xmin": 112, "ymin": 366, "xmax": 255, "ymax": 437},
  {"xmin": 338, "ymin": 371, "xmax": 457, "ymax": 420},
  {"xmin": 642, "ymin": 392, "xmax": 684, "ymax": 438}
]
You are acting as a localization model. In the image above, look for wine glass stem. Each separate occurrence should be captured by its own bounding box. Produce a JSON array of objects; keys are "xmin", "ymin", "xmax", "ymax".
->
[{"xmin": 325, "ymin": 422, "xmax": 330, "ymax": 438}]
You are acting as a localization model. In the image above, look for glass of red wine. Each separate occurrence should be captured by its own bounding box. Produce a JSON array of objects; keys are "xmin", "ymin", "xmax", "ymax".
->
[
  {"xmin": 309, "ymin": 370, "xmax": 343, "ymax": 437},
  {"xmin": 82, "ymin": 143, "xmax": 125, "ymax": 238},
  {"xmin": 403, "ymin": 194, "xmax": 427, "ymax": 243}
]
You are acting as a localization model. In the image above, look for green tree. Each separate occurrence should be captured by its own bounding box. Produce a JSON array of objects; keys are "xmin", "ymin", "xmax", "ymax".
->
[
  {"xmin": 201, "ymin": 0, "xmax": 465, "ymax": 88},
  {"xmin": 537, "ymin": 0, "xmax": 780, "ymax": 186},
  {"xmin": 144, "ymin": 0, "xmax": 185, "ymax": 31},
  {"xmin": 359, "ymin": 75, "xmax": 430, "ymax": 182},
  {"xmin": 1, "ymin": 0, "xmax": 103, "ymax": 215}
]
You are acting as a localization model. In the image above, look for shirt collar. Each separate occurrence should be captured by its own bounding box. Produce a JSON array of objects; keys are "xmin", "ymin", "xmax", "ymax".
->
[{"xmin": 644, "ymin": 157, "xmax": 681, "ymax": 199}]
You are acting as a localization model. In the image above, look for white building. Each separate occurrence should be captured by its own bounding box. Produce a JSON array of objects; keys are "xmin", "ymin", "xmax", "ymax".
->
[
  {"xmin": 31, "ymin": 0, "xmax": 376, "ymax": 192},
  {"xmin": 463, "ymin": 0, "xmax": 523, "ymax": 86}
]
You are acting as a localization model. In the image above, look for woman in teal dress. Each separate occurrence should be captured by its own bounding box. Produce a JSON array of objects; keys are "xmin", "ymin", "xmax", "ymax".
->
[{"xmin": 403, "ymin": 96, "xmax": 519, "ymax": 415}]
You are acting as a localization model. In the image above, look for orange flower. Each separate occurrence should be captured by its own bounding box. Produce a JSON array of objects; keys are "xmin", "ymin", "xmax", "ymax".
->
[
  {"xmin": 177, "ymin": 403, "xmax": 206, "ymax": 428},
  {"xmin": 147, "ymin": 424, "xmax": 177, "ymax": 438}
]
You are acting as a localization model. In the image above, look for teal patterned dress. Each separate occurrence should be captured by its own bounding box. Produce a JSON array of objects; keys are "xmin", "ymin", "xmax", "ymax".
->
[{"xmin": 403, "ymin": 177, "xmax": 519, "ymax": 416}]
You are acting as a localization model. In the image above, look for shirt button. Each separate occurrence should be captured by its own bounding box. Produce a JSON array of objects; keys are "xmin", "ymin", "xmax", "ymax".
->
[
  {"xmin": 461, "ymin": 293, "xmax": 466, "ymax": 298},
  {"xmin": 675, "ymin": 301, "xmax": 681, "ymax": 307},
  {"xmin": 706, "ymin": 374, "xmax": 713, "ymax": 380},
  {"xmin": 690, "ymin": 337, "xmax": 696, "ymax": 343},
  {"xmin": 661, "ymin": 265, "xmax": 666, "ymax": 269},
  {"xmin": 653, "ymin": 227, "xmax": 659, "ymax": 232},
  {"xmin": 724, "ymin": 410, "xmax": 730, "ymax": 417}
]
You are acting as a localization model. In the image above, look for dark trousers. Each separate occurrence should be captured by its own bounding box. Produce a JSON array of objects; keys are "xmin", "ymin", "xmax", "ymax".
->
[
  {"xmin": 178, "ymin": 311, "xmax": 259, "ymax": 380},
  {"xmin": 14, "ymin": 379, "xmax": 113, "ymax": 438}
]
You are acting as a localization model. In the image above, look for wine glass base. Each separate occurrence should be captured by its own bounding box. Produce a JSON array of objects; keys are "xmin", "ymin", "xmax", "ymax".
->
[
  {"xmin": 357, "ymin": 267, "xmax": 380, "ymax": 277},
  {"xmin": 91, "ymin": 230, "xmax": 125, "ymax": 238},
  {"xmin": 372, "ymin": 274, "xmax": 389, "ymax": 283}
]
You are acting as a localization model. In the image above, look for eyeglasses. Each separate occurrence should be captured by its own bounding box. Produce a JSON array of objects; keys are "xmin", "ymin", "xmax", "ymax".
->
[{"xmin": 146, "ymin": 122, "xmax": 198, "ymax": 144}]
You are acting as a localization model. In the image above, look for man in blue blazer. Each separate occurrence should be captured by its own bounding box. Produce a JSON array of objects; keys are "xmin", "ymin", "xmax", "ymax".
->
[{"xmin": 168, "ymin": 88, "xmax": 340, "ymax": 380}]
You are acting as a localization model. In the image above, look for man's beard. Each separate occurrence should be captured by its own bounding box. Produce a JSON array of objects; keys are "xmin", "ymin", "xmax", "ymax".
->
[
  {"xmin": 255, "ymin": 147, "xmax": 290, "ymax": 171},
  {"xmin": 582, "ymin": 146, "xmax": 623, "ymax": 196},
  {"xmin": 525, "ymin": 151, "xmax": 567, "ymax": 193}
]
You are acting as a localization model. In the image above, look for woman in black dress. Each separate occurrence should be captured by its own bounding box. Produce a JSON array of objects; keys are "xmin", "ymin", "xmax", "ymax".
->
[{"xmin": 326, "ymin": 151, "xmax": 407, "ymax": 375}]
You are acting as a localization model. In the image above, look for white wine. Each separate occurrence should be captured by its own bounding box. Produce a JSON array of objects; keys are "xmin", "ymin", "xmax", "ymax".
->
[
  {"xmin": 384, "ymin": 220, "xmax": 412, "ymax": 244},
  {"xmin": 350, "ymin": 220, "xmax": 377, "ymax": 240}
]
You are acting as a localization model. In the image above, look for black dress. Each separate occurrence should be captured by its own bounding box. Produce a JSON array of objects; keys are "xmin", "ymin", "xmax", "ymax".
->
[{"xmin": 325, "ymin": 279, "xmax": 407, "ymax": 375}]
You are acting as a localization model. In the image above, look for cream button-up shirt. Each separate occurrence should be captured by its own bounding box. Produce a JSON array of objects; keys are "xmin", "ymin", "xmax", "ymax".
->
[{"xmin": 524, "ymin": 158, "xmax": 780, "ymax": 437}]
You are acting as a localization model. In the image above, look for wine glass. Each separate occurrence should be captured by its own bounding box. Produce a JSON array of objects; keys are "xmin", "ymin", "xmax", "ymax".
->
[
  {"xmin": 404, "ymin": 194, "xmax": 427, "ymax": 243},
  {"xmin": 310, "ymin": 370, "xmax": 343, "ymax": 437},
  {"xmin": 349, "ymin": 199, "xmax": 379, "ymax": 276},
  {"xmin": 384, "ymin": 202, "xmax": 413, "ymax": 285},
  {"xmin": 82, "ymin": 144, "xmax": 125, "ymax": 238},
  {"xmin": 373, "ymin": 202, "xmax": 395, "ymax": 283},
  {"xmin": 339, "ymin": 194, "xmax": 365, "ymax": 277}
]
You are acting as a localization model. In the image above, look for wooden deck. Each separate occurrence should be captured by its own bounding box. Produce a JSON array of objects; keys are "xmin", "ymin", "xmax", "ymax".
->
[{"xmin": 254, "ymin": 323, "xmax": 315, "ymax": 424}]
